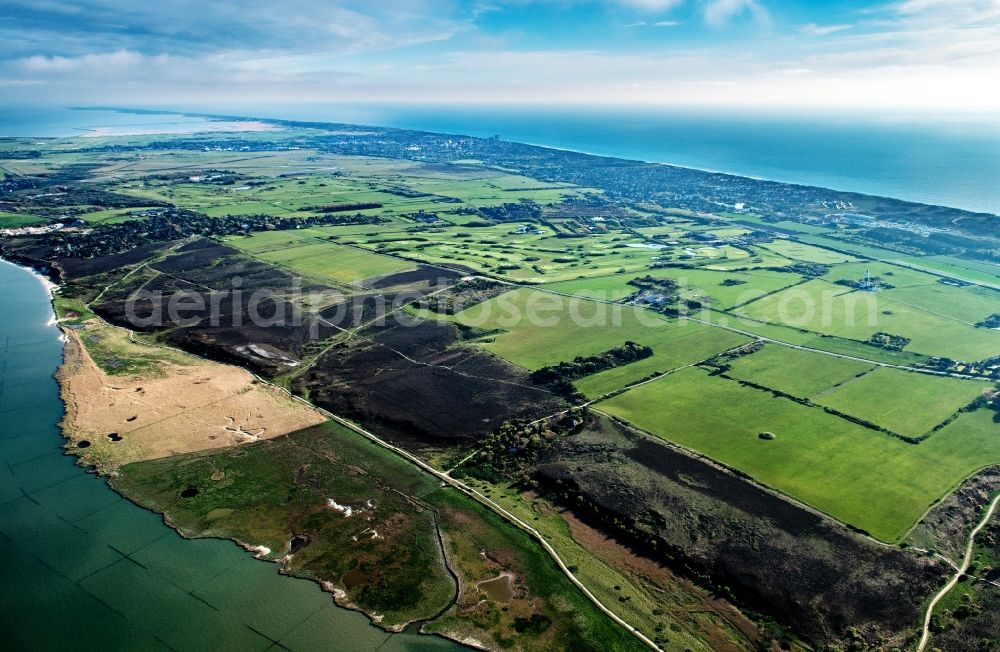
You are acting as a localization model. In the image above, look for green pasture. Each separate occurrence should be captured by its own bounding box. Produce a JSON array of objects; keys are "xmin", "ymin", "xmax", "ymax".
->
[
  {"xmin": 575, "ymin": 325, "xmax": 749, "ymax": 398},
  {"xmin": 0, "ymin": 211, "xmax": 47, "ymax": 227},
  {"xmin": 696, "ymin": 310, "xmax": 932, "ymax": 366},
  {"xmin": 446, "ymin": 288, "xmax": 749, "ymax": 377},
  {"xmin": 723, "ymin": 343, "xmax": 875, "ymax": 398},
  {"xmin": 738, "ymin": 277, "xmax": 1000, "ymax": 360},
  {"xmin": 815, "ymin": 367, "xmax": 990, "ymax": 437},
  {"xmin": 759, "ymin": 239, "xmax": 859, "ymax": 264},
  {"xmin": 879, "ymin": 282, "xmax": 1000, "ymax": 325},
  {"xmin": 821, "ymin": 260, "xmax": 942, "ymax": 288},
  {"xmin": 698, "ymin": 245, "xmax": 793, "ymax": 270},
  {"xmin": 914, "ymin": 255, "xmax": 1000, "ymax": 286},
  {"xmin": 598, "ymin": 366, "xmax": 1000, "ymax": 542},
  {"xmin": 543, "ymin": 266, "xmax": 803, "ymax": 309},
  {"xmin": 227, "ymin": 233, "xmax": 414, "ymax": 284}
]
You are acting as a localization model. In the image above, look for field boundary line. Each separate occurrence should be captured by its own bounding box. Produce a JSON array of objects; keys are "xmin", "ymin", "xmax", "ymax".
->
[
  {"xmin": 897, "ymin": 463, "xmax": 1000, "ymax": 544},
  {"xmin": 588, "ymin": 406, "xmax": 905, "ymax": 550},
  {"xmin": 330, "ymin": 239, "xmax": 987, "ymax": 380}
]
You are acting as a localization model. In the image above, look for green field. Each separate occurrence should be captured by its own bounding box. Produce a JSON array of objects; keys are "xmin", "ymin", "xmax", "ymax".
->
[
  {"xmin": 543, "ymin": 266, "xmax": 804, "ymax": 310},
  {"xmin": 0, "ymin": 211, "xmax": 47, "ymax": 227},
  {"xmin": 911, "ymin": 255, "xmax": 1000, "ymax": 287},
  {"xmin": 739, "ymin": 276, "xmax": 1000, "ymax": 360},
  {"xmin": 444, "ymin": 289, "xmax": 749, "ymax": 382},
  {"xmin": 226, "ymin": 233, "xmax": 415, "ymax": 284},
  {"xmin": 814, "ymin": 367, "xmax": 989, "ymax": 437},
  {"xmin": 879, "ymin": 282, "xmax": 1000, "ymax": 325},
  {"xmin": 723, "ymin": 344, "xmax": 875, "ymax": 398},
  {"xmin": 575, "ymin": 325, "xmax": 749, "ymax": 397},
  {"xmin": 759, "ymin": 239, "xmax": 859, "ymax": 264},
  {"xmin": 335, "ymin": 228, "xmax": 663, "ymax": 282},
  {"xmin": 822, "ymin": 261, "xmax": 944, "ymax": 289},
  {"xmin": 598, "ymin": 366, "xmax": 1000, "ymax": 541}
]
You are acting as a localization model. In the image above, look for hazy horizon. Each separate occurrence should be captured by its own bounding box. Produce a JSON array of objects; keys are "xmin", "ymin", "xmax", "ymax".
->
[
  {"xmin": 3, "ymin": 0, "xmax": 999, "ymax": 114},
  {"xmin": 3, "ymin": 103, "xmax": 998, "ymax": 214}
]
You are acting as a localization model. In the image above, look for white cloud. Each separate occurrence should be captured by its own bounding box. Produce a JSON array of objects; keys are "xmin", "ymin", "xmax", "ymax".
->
[
  {"xmin": 703, "ymin": 0, "xmax": 770, "ymax": 27},
  {"xmin": 14, "ymin": 50, "xmax": 179, "ymax": 77},
  {"xmin": 799, "ymin": 23, "xmax": 852, "ymax": 36},
  {"xmin": 2, "ymin": 0, "xmax": 998, "ymax": 114},
  {"xmin": 896, "ymin": 0, "xmax": 1000, "ymax": 20},
  {"xmin": 625, "ymin": 19, "xmax": 679, "ymax": 27}
]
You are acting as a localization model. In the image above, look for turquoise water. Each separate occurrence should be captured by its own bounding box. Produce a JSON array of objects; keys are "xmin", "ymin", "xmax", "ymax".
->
[
  {"xmin": 0, "ymin": 107, "xmax": 226, "ymax": 138},
  {"xmin": 0, "ymin": 259, "xmax": 459, "ymax": 651}
]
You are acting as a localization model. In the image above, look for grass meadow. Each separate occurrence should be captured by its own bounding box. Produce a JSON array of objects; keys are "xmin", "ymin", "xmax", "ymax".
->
[
  {"xmin": 814, "ymin": 367, "xmax": 989, "ymax": 437},
  {"xmin": 447, "ymin": 288, "xmax": 749, "ymax": 379},
  {"xmin": 739, "ymin": 276, "xmax": 1000, "ymax": 360},
  {"xmin": 598, "ymin": 366, "xmax": 1000, "ymax": 542},
  {"xmin": 723, "ymin": 343, "xmax": 875, "ymax": 398}
]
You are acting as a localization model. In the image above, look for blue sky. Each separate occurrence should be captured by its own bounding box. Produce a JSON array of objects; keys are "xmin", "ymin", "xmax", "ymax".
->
[{"xmin": 2, "ymin": 0, "xmax": 998, "ymax": 112}]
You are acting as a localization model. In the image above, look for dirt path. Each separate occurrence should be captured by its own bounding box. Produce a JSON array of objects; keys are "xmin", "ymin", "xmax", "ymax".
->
[
  {"xmin": 70, "ymin": 296, "xmax": 658, "ymax": 650},
  {"xmin": 316, "ymin": 412, "xmax": 661, "ymax": 652},
  {"xmin": 917, "ymin": 492, "xmax": 1000, "ymax": 652}
]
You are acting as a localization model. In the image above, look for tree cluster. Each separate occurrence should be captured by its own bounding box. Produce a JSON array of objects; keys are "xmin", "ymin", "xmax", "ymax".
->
[
  {"xmin": 11, "ymin": 207, "xmax": 387, "ymax": 260},
  {"xmin": 530, "ymin": 341, "xmax": 653, "ymax": 400},
  {"xmin": 477, "ymin": 200, "xmax": 541, "ymax": 223},
  {"xmin": 864, "ymin": 331, "xmax": 910, "ymax": 351}
]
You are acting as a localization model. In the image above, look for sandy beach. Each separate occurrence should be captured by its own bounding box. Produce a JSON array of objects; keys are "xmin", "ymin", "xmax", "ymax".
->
[{"xmin": 79, "ymin": 119, "xmax": 276, "ymax": 138}]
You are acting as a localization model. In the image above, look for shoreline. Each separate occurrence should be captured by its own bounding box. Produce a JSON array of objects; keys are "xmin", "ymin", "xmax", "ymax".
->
[
  {"xmin": 105, "ymin": 482, "xmax": 484, "ymax": 650},
  {"xmin": 78, "ymin": 119, "xmax": 275, "ymax": 138},
  {"xmin": 92, "ymin": 106, "xmax": 1000, "ymax": 218},
  {"xmin": 1, "ymin": 108, "xmax": 992, "ymax": 648},
  {"xmin": 15, "ymin": 254, "xmax": 480, "ymax": 651}
]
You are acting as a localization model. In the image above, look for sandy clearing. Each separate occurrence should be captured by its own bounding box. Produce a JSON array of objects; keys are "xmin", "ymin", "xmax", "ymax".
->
[
  {"xmin": 79, "ymin": 120, "xmax": 276, "ymax": 138},
  {"xmin": 58, "ymin": 324, "xmax": 325, "ymax": 469}
]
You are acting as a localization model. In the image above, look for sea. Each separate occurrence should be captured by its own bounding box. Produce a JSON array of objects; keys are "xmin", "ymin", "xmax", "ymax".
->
[
  {"xmin": 293, "ymin": 105, "xmax": 1000, "ymax": 216},
  {"xmin": 0, "ymin": 104, "xmax": 997, "ymax": 646},
  {"xmin": 0, "ymin": 260, "xmax": 460, "ymax": 649},
  {"xmin": 1, "ymin": 105, "xmax": 999, "ymax": 215}
]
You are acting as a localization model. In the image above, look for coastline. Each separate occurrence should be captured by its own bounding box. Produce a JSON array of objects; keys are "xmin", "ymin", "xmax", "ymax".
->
[
  {"xmin": 0, "ymin": 256, "xmax": 445, "ymax": 646},
  {"xmin": 4, "ymin": 113, "xmax": 997, "ymax": 649},
  {"xmin": 78, "ymin": 119, "xmax": 275, "ymax": 138},
  {"xmin": 23, "ymin": 260, "xmax": 479, "ymax": 651},
  {"xmin": 106, "ymin": 484, "xmax": 483, "ymax": 648},
  {"xmin": 99, "ymin": 106, "xmax": 1000, "ymax": 217}
]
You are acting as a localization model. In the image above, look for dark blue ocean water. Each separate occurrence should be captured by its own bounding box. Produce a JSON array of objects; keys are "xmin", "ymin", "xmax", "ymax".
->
[{"xmin": 3, "ymin": 104, "xmax": 998, "ymax": 214}]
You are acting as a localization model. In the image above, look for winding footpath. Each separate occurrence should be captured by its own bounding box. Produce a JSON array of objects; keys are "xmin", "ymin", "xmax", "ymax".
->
[
  {"xmin": 75, "ymin": 240, "xmax": 989, "ymax": 652},
  {"xmin": 917, "ymin": 492, "xmax": 1000, "ymax": 652},
  {"xmin": 307, "ymin": 409, "xmax": 662, "ymax": 652},
  {"xmin": 76, "ymin": 257, "xmax": 661, "ymax": 651}
]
